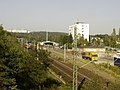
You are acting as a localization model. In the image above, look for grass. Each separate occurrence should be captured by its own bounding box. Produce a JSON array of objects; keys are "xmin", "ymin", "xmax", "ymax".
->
[
  {"xmin": 44, "ymin": 71, "xmax": 72, "ymax": 90},
  {"xmin": 98, "ymin": 63, "xmax": 120, "ymax": 78},
  {"xmin": 48, "ymin": 47, "xmax": 120, "ymax": 89}
]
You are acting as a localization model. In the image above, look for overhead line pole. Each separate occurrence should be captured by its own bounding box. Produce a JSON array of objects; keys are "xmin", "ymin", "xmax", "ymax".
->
[
  {"xmin": 73, "ymin": 25, "xmax": 78, "ymax": 90},
  {"xmin": 64, "ymin": 44, "xmax": 66, "ymax": 62}
]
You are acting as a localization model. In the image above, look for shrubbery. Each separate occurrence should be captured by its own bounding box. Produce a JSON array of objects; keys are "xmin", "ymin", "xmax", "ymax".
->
[{"xmin": 99, "ymin": 63, "xmax": 120, "ymax": 76}]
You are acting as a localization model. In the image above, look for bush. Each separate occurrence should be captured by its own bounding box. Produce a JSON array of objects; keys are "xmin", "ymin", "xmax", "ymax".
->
[{"xmin": 99, "ymin": 63, "xmax": 120, "ymax": 75}]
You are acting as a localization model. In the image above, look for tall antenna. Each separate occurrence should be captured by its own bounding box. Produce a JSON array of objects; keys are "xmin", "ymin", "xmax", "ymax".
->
[{"xmin": 73, "ymin": 25, "xmax": 78, "ymax": 90}]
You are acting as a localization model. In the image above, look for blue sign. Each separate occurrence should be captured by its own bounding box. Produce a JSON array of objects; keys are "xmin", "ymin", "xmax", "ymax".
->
[{"xmin": 114, "ymin": 57, "xmax": 120, "ymax": 67}]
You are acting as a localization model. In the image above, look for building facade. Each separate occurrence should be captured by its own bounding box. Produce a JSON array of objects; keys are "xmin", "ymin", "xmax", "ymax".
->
[
  {"xmin": 5, "ymin": 29, "xmax": 30, "ymax": 33},
  {"xmin": 69, "ymin": 21, "xmax": 89, "ymax": 41}
]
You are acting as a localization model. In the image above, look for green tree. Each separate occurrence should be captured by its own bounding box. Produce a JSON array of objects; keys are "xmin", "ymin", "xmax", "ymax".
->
[
  {"xmin": 15, "ymin": 49, "xmax": 50, "ymax": 89},
  {"xmin": 0, "ymin": 26, "xmax": 18, "ymax": 89},
  {"xmin": 59, "ymin": 35, "xmax": 68, "ymax": 45},
  {"xmin": 68, "ymin": 33, "xmax": 73, "ymax": 44},
  {"xmin": 77, "ymin": 36, "xmax": 88, "ymax": 47},
  {"xmin": 111, "ymin": 28, "xmax": 116, "ymax": 40},
  {"xmin": 103, "ymin": 34, "xmax": 110, "ymax": 46},
  {"xmin": 119, "ymin": 28, "xmax": 120, "ymax": 36},
  {"xmin": 0, "ymin": 26, "xmax": 50, "ymax": 89},
  {"xmin": 0, "ymin": 24, "xmax": 3, "ymax": 31},
  {"xmin": 67, "ymin": 33, "xmax": 73, "ymax": 49},
  {"xmin": 110, "ymin": 28, "xmax": 117, "ymax": 48},
  {"xmin": 118, "ymin": 28, "xmax": 120, "ymax": 41},
  {"xmin": 111, "ymin": 28, "xmax": 116, "ymax": 36}
]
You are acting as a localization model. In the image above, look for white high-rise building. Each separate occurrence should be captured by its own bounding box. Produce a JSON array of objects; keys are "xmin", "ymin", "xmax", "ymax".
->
[{"xmin": 69, "ymin": 21, "xmax": 89, "ymax": 41}]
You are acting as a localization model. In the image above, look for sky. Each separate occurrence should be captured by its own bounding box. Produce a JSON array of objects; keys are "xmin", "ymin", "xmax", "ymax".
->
[{"xmin": 0, "ymin": 0, "xmax": 120, "ymax": 35}]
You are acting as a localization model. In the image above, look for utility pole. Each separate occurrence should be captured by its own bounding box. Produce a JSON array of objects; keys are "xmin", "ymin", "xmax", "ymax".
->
[
  {"xmin": 36, "ymin": 43, "xmax": 39, "ymax": 60},
  {"xmin": 73, "ymin": 25, "xmax": 78, "ymax": 90},
  {"xmin": 64, "ymin": 44, "xmax": 66, "ymax": 62}
]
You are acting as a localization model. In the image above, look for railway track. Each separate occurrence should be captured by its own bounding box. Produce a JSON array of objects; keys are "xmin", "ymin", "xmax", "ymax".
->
[{"xmin": 49, "ymin": 57, "xmax": 92, "ymax": 84}]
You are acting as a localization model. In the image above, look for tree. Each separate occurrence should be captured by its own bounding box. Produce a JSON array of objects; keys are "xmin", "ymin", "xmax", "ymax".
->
[
  {"xmin": 0, "ymin": 26, "xmax": 50, "ymax": 89},
  {"xmin": 118, "ymin": 28, "xmax": 120, "ymax": 40},
  {"xmin": 67, "ymin": 33, "xmax": 73, "ymax": 49},
  {"xmin": 0, "ymin": 24, "xmax": 3, "ymax": 30},
  {"xmin": 77, "ymin": 36, "xmax": 88, "ymax": 47},
  {"xmin": 68, "ymin": 33, "xmax": 73, "ymax": 44},
  {"xmin": 111, "ymin": 28, "xmax": 116, "ymax": 36},
  {"xmin": 119, "ymin": 28, "xmax": 120, "ymax": 36},
  {"xmin": 111, "ymin": 28, "xmax": 116, "ymax": 40},
  {"xmin": 59, "ymin": 35, "xmax": 68, "ymax": 45},
  {"xmin": 0, "ymin": 26, "xmax": 18, "ymax": 89},
  {"xmin": 103, "ymin": 34, "xmax": 110, "ymax": 46},
  {"xmin": 110, "ymin": 28, "xmax": 117, "ymax": 48}
]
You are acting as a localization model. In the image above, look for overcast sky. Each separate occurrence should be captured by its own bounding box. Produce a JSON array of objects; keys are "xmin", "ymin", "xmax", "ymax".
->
[{"xmin": 0, "ymin": 0, "xmax": 120, "ymax": 35}]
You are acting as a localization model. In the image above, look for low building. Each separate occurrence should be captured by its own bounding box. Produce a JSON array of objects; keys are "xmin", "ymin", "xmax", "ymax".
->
[
  {"xmin": 5, "ymin": 29, "xmax": 30, "ymax": 33},
  {"xmin": 39, "ymin": 41, "xmax": 59, "ymax": 46}
]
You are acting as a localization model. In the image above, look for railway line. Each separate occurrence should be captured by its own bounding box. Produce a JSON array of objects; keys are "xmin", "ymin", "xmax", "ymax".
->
[
  {"xmin": 49, "ymin": 57, "xmax": 93, "ymax": 84},
  {"xmin": 48, "ymin": 48, "xmax": 118, "ymax": 86}
]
